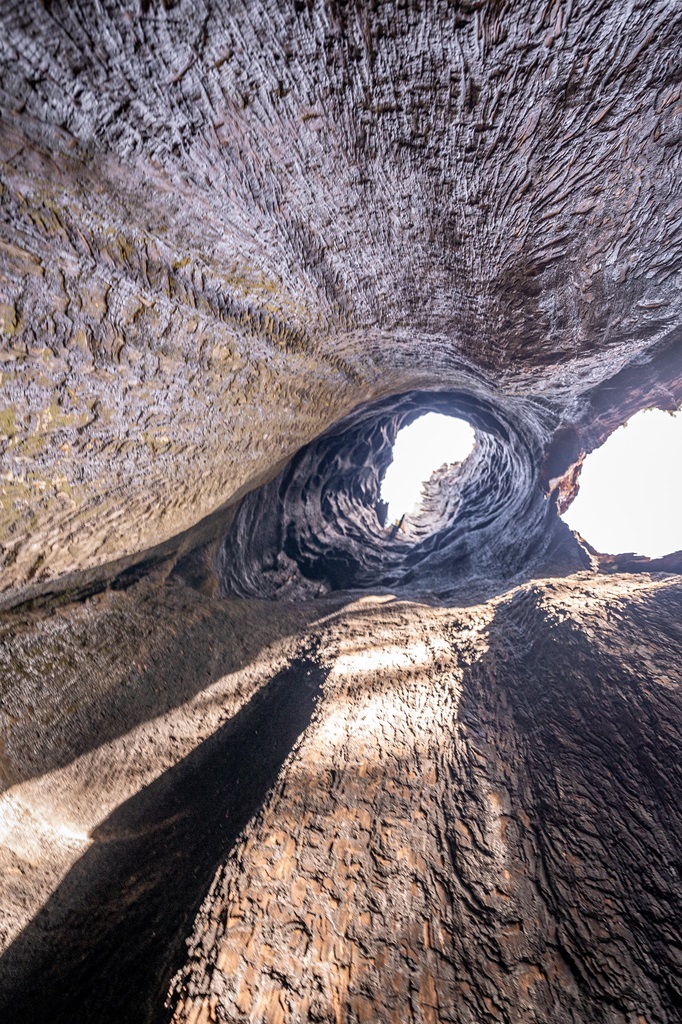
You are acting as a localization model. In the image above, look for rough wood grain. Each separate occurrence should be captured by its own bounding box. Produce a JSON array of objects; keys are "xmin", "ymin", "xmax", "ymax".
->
[
  {"xmin": 2, "ymin": 0, "xmax": 682, "ymax": 595},
  {"xmin": 1, "ymin": 4, "xmax": 681, "ymax": 1023},
  {"xmin": 165, "ymin": 575, "xmax": 682, "ymax": 1024}
]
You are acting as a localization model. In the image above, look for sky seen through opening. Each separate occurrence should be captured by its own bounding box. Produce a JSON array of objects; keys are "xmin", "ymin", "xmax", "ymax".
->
[
  {"xmin": 381, "ymin": 408, "xmax": 682, "ymax": 558},
  {"xmin": 561, "ymin": 407, "xmax": 682, "ymax": 557},
  {"xmin": 380, "ymin": 413, "xmax": 475, "ymax": 523}
]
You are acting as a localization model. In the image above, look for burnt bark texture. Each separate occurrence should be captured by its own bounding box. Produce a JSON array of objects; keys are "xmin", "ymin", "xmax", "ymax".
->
[
  {"xmin": 1, "ymin": 0, "xmax": 682, "ymax": 598},
  {"xmin": 1, "ymin": 2, "xmax": 682, "ymax": 1024},
  {"xmin": 165, "ymin": 577, "xmax": 682, "ymax": 1024},
  {"xmin": 1, "ymin": 574, "xmax": 681, "ymax": 1024}
]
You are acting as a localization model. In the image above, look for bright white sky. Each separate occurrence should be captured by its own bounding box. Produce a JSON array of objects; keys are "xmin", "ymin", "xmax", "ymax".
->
[
  {"xmin": 381, "ymin": 407, "xmax": 682, "ymax": 556},
  {"xmin": 561, "ymin": 407, "xmax": 682, "ymax": 557},
  {"xmin": 380, "ymin": 413, "xmax": 476, "ymax": 522}
]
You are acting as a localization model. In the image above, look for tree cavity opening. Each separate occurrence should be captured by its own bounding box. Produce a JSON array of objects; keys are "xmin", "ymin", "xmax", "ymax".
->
[
  {"xmin": 562, "ymin": 407, "xmax": 682, "ymax": 557},
  {"xmin": 379, "ymin": 413, "xmax": 476, "ymax": 533},
  {"xmin": 216, "ymin": 389, "xmax": 552, "ymax": 600}
]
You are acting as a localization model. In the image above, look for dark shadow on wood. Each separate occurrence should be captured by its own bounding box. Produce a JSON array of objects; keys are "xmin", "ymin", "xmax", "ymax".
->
[
  {"xmin": 0, "ymin": 586, "xmax": 347, "ymax": 789},
  {"xmin": 0, "ymin": 649, "xmax": 326, "ymax": 1024}
]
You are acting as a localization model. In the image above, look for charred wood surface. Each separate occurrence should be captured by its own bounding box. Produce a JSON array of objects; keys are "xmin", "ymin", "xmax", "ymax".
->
[{"xmin": 0, "ymin": 3, "xmax": 681, "ymax": 1023}]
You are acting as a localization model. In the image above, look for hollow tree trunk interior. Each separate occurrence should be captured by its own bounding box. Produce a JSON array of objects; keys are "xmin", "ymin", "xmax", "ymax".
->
[{"xmin": 0, "ymin": 3, "xmax": 681, "ymax": 1023}]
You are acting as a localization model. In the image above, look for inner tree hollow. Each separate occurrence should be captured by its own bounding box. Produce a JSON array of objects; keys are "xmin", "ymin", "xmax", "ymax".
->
[{"xmin": 216, "ymin": 389, "xmax": 582, "ymax": 601}]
